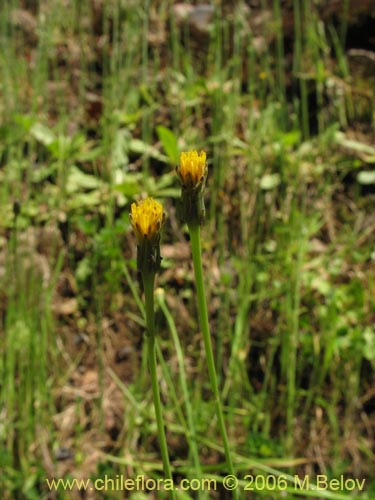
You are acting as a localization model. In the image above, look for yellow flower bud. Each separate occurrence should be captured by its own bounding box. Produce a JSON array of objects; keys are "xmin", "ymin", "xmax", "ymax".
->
[
  {"xmin": 177, "ymin": 151, "xmax": 207, "ymax": 189},
  {"xmin": 130, "ymin": 197, "xmax": 165, "ymax": 274},
  {"xmin": 176, "ymin": 151, "xmax": 208, "ymax": 226},
  {"xmin": 130, "ymin": 197, "xmax": 164, "ymax": 244}
]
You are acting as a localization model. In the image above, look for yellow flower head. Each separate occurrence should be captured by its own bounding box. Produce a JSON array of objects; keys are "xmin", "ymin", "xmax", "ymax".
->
[
  {"xmin": 130, "ymin": 197, "xmax": 164, "ymax": 243},
  {"xmin": 177, "ymin": 151, "xmax": 207, "ymax": 189}
]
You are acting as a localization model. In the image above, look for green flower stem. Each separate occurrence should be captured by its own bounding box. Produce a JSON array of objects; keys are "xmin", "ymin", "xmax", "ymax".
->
[
  {"xmin": 188, "ymin": 224, "xmax": 238, "ymax": 499},
  {"xmin": 143, "ymin": 273, "xmax": 175, "ymax": 499},
  {"xmin": 157, "ymin": 290, "xmax": 206, "ymax": 500}
]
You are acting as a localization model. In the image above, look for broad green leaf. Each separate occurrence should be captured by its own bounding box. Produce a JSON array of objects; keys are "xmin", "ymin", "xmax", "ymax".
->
[{"xmin": 156, "ymin": 126, "xmax": 179, "ymax": 164}]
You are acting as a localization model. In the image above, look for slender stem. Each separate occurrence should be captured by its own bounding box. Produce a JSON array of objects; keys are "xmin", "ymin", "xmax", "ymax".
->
[
  {"xmin": 143, "ymin": 273, "xmax": 175, "ymax": 499},
  {"xmin": 157, "ymin": 290, "xmax": 206, "ymax": 500},
  {"xmin": 188, "ymin": 224, "xmax": 238, "ymax": 499}
]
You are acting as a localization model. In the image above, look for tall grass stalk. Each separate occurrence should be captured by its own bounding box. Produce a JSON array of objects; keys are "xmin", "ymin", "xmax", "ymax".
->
[
  {"xmin": 293, "ymin": 0, "xmax": 309, "ymax": 139},
  {"xmin": 283, "ymin": 193, "xmax": 307, "ymax": 454},
  {"xmin": 273, "ymin": 0, "xmax": 286, "ymax": 107}
]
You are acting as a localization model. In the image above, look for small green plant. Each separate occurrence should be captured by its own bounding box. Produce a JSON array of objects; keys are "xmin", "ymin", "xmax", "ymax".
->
[
  {"xmin": 129, "ymin": 197, "xmax": 175, "ymax": 499},
  {"xmin": 176, "ymin": 151, "xmax": 238, "ymax": 499}
]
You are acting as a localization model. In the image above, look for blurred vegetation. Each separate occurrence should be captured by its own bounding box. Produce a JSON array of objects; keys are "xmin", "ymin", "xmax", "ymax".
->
[{"xmin": 0, "ymin": 0, "xmax": 374, "ymax": 499}]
